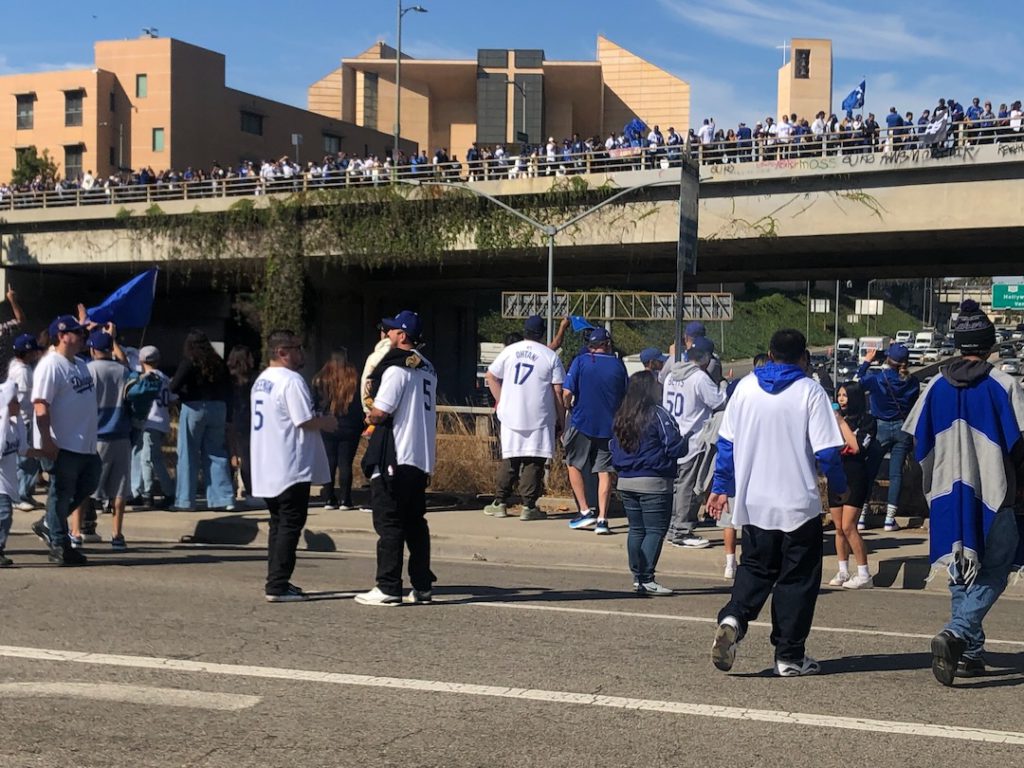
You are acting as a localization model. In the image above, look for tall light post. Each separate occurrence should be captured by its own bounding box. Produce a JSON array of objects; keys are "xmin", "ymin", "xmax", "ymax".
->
[
  {"xmin": 507, "ymin": 80, "xmax": 527, "ymax": 145},
  {"xmin": 395, "ymin": 2, "xmax": 427, "ymax": 167}
]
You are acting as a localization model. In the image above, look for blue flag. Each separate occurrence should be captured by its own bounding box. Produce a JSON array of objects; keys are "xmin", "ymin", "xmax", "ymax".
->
[
  {"xmin": 87, "ymin": 268, "xmax": 158, "ymax": 329},
  {"xmin": 570, "ymin": 315, "xmax": 596, "ymax": 332},
  {"xmin": 841, "ymin": 80, "xmax": 865, "ymax": 118}
]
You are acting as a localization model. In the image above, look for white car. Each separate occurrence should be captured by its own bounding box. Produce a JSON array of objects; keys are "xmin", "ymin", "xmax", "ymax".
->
[
  {"xmin": 920, "ymin": 348, "xmax": 940, "ymax": 363},
  {"xmin": 1000, "ymin": 359, "xmax": 1022, "ymax": 375}
]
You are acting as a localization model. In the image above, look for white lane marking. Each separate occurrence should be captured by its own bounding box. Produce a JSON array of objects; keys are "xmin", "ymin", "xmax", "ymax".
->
[
  {"xmin": 468, "ymin": 602, "xmax": 1024, "ymax": 648},
  {"xmin": 0, "ymin": 645, "xmax": 1021, "ymax": 745},
  {"xmin": 0, "ymin": 682, "xmax": 260, "ymax": 711}
]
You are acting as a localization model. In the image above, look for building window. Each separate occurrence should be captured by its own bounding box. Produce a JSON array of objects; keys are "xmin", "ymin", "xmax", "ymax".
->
[
  {"xmin": 363, "ymin": 72, "xmax": 378, "ymax": 130},
  {"xmin": 240, "ymin": 110, "xmax": 263, "ymax": 136},
  {"xmin": 794, "ymin": 49, "xmax": 811, "ymax": 79},
  {"xmin": 323, "ymin": 134, "xmax": 341, "ymax": 154},
  {"xmin": 110, "ymin": 91, "xmax": 116, "ymax": 112},
  {"xmin": 136, "ymin": 74, "xmax": 148, "ymax": 98},
  {"xmin": 152, "ymin": 127, "xmax": 165, "ymax": 152},
  {"xmin": 64, "ymin": 145, "xmax": 83, "ymax": 181},
  {"xmin": 109, "ymin": 147, "xmax": 116, "ymax": 167},
  {"xmin": 65, "ymin": 90, "xmax": 84, "ymax": 127},
  {"xmin": 16, "ymin": 95, "xmax": 34, "ymax": 130}
]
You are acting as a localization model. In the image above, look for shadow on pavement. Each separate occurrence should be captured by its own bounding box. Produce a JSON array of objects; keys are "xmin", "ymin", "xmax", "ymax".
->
[{"xmin": 435, "ymin": 583, "xmax": 732, "ymax": 605}]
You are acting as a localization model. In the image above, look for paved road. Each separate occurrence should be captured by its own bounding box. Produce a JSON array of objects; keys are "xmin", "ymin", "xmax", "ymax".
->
[{"xmin": 1, "ymin": 538, "xmax": 1022, "ymax": 767}]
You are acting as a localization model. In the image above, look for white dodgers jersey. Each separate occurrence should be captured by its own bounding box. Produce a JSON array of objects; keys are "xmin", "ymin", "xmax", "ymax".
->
[
  {"xmin": 373, "ymin": 354, "xmax": 438, "ymax": 474},
  {"xmin": 487, "ymin": 340, "xmax": 565, "ymax": 431}
]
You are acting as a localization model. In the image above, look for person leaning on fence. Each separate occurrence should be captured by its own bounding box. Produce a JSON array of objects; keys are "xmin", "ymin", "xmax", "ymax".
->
[{"xmin": 483, "ymin": 315, "xmax": 565, "ymax": 522}]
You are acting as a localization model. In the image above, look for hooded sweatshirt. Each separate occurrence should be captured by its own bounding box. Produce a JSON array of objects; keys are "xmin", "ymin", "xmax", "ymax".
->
[
  {"xmin": 662, "ymin": 360, "xmax": 727, "ymax": 463},
  {"xmin": 610, "ymin": 405, "xmax": 687, "ymax": 482},
  {"xmin": 903, "ymin": 357, "xmax": 1024, "ymax": 582},
  {"xmin": 712, "ymin": 362, "xmax": 846, "ymax": 532}
]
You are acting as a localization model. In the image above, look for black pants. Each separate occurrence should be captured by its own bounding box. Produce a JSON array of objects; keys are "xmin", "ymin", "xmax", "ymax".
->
[
  {"xmin": 718, "ymin": 516, "xmax": 823, "ymax": 663},
  {"xmin": 495, "ymin": 457, "xmax": 546, "ymax": 507},
  {"xmin": 322, "ymin": 431, "xmax": 360, "ymax": 506},
  {"xmin": 371, "ymin": 466, "xmax": 434, "ymax": 596},
  {"xmin": 265, "ymin": 482, "xmax": 311, "ymax": 595}
]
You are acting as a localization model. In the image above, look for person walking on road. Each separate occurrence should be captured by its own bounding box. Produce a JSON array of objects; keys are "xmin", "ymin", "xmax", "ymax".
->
[
  {"xmin": 707, "ymin": 329, "xmax": 848, "ymax": 677},
  {"xmin": 483, "ymin": 315, "xmax": 565, "ymax": 521},
  {"xmin": 250, "ymin": 330, "xmax": 334, "ymax": 602},
  {"xmin": 857, "ymin": 343, "xmax": 920, "ymax": 531},
  {"xmin": 903, "ymin": 301, "xmax": 1024, "ymax": 685},
  {"xmin": 355, "ymin": 311, "xmax": 438, "ymax": 606},
  {"xmin": 611, "ymin": 371, "xmax": 688, "ymax": 596},
  {"xmin": 312, "ymin": 348, "xmax": 366, "ymax": 510},
  {"xmin": 562, "ymin": 328, "xmax": 627, "ymax": 535}
]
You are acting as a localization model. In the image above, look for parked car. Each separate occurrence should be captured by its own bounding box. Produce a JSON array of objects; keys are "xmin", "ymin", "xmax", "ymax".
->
[
  {"xmin": 1000, "ymin": 359, "xmax": 1022, "ymax": 375},
  {"xmin": 836, "ymin": 352, "xmax": 858, "ymax": 379},
  {"xmin": 939, "ymin": 341, "xmax": 955, "ymax": 357},
  {"xmin": 920, "ymin": 348, "xmax": 941, "ymax": 363},
  {"xmin": 998, "ymin": 343, "xmax": 1017, "ymax": 358},
  {"xmin": 907, "ymin": 347, "xmax": 925, "ymax": 365}
]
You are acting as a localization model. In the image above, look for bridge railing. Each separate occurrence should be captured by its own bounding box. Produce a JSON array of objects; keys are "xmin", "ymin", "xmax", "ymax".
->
[{"xmin": 1, "ymin": 117, "xmax": 1021, "ymax": 213}]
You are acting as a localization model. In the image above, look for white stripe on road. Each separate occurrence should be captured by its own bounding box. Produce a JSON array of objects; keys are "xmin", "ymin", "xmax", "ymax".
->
[
  {"xmin": 469, "ymin": 602, "xmax": 1024, "ymax": 648},
  {"xmin": 0, "ymin": 682, "xmax": 260, "ymax": 711},
  {"xmin": 0, "ymin": 645, "xmax": 1021, "ymax": 745}
]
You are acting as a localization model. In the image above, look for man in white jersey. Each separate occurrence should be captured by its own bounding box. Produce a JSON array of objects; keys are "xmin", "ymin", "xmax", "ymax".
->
[
  {"xmin": 8, "ymin": 333, "xmax": 43, "ymax": 510},
  {"xmin": 250, "ymin": 330, "xmax": 334, "ymax": 602},
  {"xmin": 483, "ymin": 315, "xmax": 565, "ymax": 521},
  {"xmin": 355, "ymin": 310, "xmax": 438, "ymax": 606},
  {"xmin": 30, "ymin": 315, "xmax": 100, "ymax": 566}
]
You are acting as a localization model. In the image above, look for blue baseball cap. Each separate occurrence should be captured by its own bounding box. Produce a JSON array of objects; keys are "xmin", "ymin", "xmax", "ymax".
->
[
  {"xmin": 685, "ymin": 321, "xmax": 707, "ymax": 338},
  {"xmin": 12, "ymin": 333, "xmax": 42, "ymax": 353},
  {"xmin": 381, "ymin": 310, "xmax": 422, "ymax": 340},
  {"xmin": 688, "ymin": 336, "xmax": 716, "ymax": 357},
  {"xmin": 524, "ymin": 315, "xmax": 545, "ymax": 336},
  {"xmin": 588, "ymin": 328, "xmax": 611, "ymax": 345},
  {"xmin": 887, "ymin": 343, "xmax": 909, "ymax": 363},
  {"xmin": 639, "ymin": 347, "xmax": 668, "ymax": 365},
  {"xmin": 86, "ymin": 329, "xmax": 114, "ymax": 352},
  {"xmin": 48, "ymin": 315, "xmax": 86, "ymax": 339}
]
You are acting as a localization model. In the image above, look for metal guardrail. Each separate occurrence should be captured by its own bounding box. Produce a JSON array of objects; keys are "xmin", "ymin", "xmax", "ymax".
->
[{"xmin": 1, "ymin": 117, "xmax": 1020, "ymax": 212}]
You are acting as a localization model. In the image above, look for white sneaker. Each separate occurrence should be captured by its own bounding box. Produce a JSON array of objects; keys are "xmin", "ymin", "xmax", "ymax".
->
[
  {"xmin": 776, "ymin": 655, "xmax": 821, "ymax": 677},
  {"xmin": 828, "ymin": 571, "xmax": 850, "ymax": 586},
  {"xmin": 723, "ymin": 563, "xmax": 736, "ymax": 579},
  {"xmin": 712, "ymin": 618, "xmax": 740, "ymax": 672},
  {"xmin": 641, "ymin": 580, "xmax": 673, "ymax": 595},
  {"xmin": 354, "ymin": 587, "xmax": 402, "ymax": 607},
  {"xmin": 678, "ymin": 534, "xmax": 711, "ymax": 549},
  {"xmin": 16, "ymin": 500, "xmax": 36, "ymax": 512},
  {"xmin": 842, "ymin": 573, "xmax": 874, "ymax": 590}
]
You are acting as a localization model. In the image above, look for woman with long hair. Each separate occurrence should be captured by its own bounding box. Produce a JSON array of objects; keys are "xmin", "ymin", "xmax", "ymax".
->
[
  {"xmin": 227, "ymin": 345, "xmax": 257, "ymax": 504},
  {"xmin": 170, "ymin": 329, "xmax": 235, "ymax": 511},
  {"xmin": 827, "ymin": 381, "xmax": 877, "ymax": 589},
  {"xmin": 610, "ymin": 371, "xmax": 688, "ymax": 596},
  {"xmin": 312, "ymin": 347, "xmax": 365, "ymax": 510}
]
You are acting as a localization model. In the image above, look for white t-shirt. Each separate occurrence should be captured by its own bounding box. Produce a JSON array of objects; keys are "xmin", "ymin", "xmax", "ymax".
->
[
  {"xmin": 31, "ymin": 350, "xmax": 98, "ymax": 454},
  {"xmin": 7, "ymin": 357, "xmax": 33, "ymax": 427},
  {"xmin": 373, "ymin": 354, "xmax": 438, "ymax": 474},
  {"xmin": 488, "ymin": 340, "xmax": 564, "ymax": 431},
  {"xmin": 0, "ymin": 381, "xmax": 26, "ymax": 499},
  {"xmin": 662, "ymin": 366, "xmax": 727, "ymax": 464},
  {"xmin": 143, "ymin": 370, "xmax": 177, "ymax": 434},
  {"xmin": 719, "ymin": 374, "xmax": 842, "ymax": 532},
  {"xmin": 249, "ymin": 366, "xmax": 330, "ymax": 499}
]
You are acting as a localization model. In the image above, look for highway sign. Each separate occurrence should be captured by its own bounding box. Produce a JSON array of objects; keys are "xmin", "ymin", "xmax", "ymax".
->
[
  {"xmin": 992, "ymin": 283, "xmax": 1024, "ymax": 310},
  {"xmin": 810, "ymin": 299, "xmax": 830, "ymax": 314},
  {"xmin": 855, "ymin": 299, "xmax": 883, "ymax": 316},
  {"xmin": 501, "ymin": 291, "xmax": 733, "ymax": 321}
]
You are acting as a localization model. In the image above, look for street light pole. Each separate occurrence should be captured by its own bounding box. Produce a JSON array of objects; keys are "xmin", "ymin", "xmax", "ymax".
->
[{"xmin": 394, "ymin": 3, "xmax": 427, "ymax": 170}]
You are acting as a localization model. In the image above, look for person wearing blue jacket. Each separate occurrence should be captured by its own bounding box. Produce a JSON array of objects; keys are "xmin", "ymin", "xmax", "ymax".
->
[{"xmin": 611, "ymin": 371, "xmax": 687, "ymax": 596}]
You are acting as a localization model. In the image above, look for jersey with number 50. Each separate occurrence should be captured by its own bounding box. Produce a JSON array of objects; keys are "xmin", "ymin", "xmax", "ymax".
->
[
  {"xmin": 488, "ymin": 340, "xmax": 565, "ymax": 431},
  {"xmin": 373, "ymin": 354, "xmax": 438, "ymax": 474}
]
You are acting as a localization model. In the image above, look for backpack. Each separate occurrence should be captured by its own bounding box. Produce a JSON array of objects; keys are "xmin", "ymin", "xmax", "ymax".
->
[{"xmin": 125, "ymin": 372, "xmax": 164, "ymax": 423}]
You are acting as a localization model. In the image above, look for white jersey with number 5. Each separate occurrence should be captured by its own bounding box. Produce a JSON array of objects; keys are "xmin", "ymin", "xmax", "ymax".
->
[
  {"xmin": 249, "ymin": 366, "xmax": 330, "ymax": 498},
  {"xmin": 373, "ymin": 354, "xmax": 438, "ymax": 474}
]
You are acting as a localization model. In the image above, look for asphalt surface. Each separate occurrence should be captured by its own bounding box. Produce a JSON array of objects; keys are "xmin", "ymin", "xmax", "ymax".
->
[{"xmin": 1, "ymin": 536, "xmax": 1022, "ymax": 767}]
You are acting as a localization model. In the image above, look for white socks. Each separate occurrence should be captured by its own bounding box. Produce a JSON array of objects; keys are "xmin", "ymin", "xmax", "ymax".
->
[
  {"xmin": 885, "ymin": 504, "xmax": 897, "ymax": 519},
  {"xmin": 725, "ymin": 554, "xmax": 736, "ymax": 569},
  {"xmin": 857, "ymin": 564, "xmax": 870, "ymax": 578},
  {"xmin": 838, "ymin": 559, "xmax": 850, "ymax": 577}
]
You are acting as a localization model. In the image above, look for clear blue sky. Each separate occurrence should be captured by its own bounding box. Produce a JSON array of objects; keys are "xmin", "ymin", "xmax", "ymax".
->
[{"xmin": 3, "ymin": 0, "xmax": 1021, "ymax": 131}]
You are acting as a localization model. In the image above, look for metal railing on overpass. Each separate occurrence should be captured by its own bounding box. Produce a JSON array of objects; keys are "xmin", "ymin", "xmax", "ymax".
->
[{"xmin": 1, "ymin": 118, "xmax": 1020, "ymax": 213}]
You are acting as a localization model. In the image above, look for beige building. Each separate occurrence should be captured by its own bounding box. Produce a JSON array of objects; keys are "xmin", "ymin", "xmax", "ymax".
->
[
  {"xmin": 777, "ymin": 38, "xmax": 833, "ymax": 121},
  {"xmin": 0, "ymin": 36, "xmax": 411, "ymax": 183},
  {"xmin": 308, "ymin": 35, "xmax": 690, "ymax": 156}
]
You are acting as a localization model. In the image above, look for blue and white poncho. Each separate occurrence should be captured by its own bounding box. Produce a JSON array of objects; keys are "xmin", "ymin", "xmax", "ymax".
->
[{"xmin": 903, "ymin": 360, "xmax": 1024, "ymax": 585}]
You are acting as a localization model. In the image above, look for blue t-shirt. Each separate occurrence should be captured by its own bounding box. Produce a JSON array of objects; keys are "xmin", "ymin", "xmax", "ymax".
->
[{"xmin": 564, "ymin": 352, "xmax": 628, "ymax": 439}]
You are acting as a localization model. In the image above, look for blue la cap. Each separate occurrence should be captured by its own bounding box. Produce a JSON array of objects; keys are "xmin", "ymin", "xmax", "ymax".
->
[
  {"xmin": 48, "ymin": 314, "xmax": 86, "ymax": 339},
  {"xmin": 887, "ymin": 343, "xmax": 909, "ymax": 363},
  {"xmin": 685, "ymin": 321, "xmax": 707, "ymax": 338},
  {"xmin": 13, "ymin": 333, "xmax": 42, "ymax": 353},
  {"xmin": 588, "ymin": 328, "xmax": 611, "ymax": 345},
  {"xmin": 87, "ymin": 329, "xmax": 114, "ymax": 352},
  {"xmin": 639, "ymin": 347, "xmax": 668, "ymax": 365},
  {"xmin": 381, "ymin": 310, "xmax": 422, "ymax": 340},
  {"xmin": 524, "ymin": 315, "xmax": 545, "ymax": 336}
]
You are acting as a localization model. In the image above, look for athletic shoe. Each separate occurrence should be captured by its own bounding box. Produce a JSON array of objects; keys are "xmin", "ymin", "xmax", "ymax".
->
[
  {"xmin": 323, "ymin": 502, "xmax": 338, "ymax": 511},
  {"xmin": 49, "ymin": 546, "xmax": 87, "ymax": 566},
  {"xmin": 594, "ymin": 519, "xmax": 612, "ymax": 535},
  {"xmin": 483, "ymin": 501, "xmax": 508, "ymax": 518},
  {"xmin": 110, "ymin": 534, "xmax": 127, "ymax": 552},
  {"xmin": 31, "ymin": 518, "xmax": 51, "ymax": 547},
  {"xmin": 776, "ymin": 656, "xmax": 821, "ymax": 677},
  {"xmin": 16, "ymin": 500, "xmax": 36, "ymax": 512},
  {"xmin": 404, "ymin": 589, "xmax": 433, "ymax": 605},
  {"xmin": 633, "ymin": 583, "xmax": 649, "ymax": 598},
  {"xmin": 641, "ymin": 580, "xmax": 673, "ymax": 595},
  {"xmin": 337, "ymin": 504, "xmax": 357, "ymax": 511},
  {"xmin": 883, "ymin": 517, "xmax": 900, "ymax": 532},
  {"xmin": 677, "ymin": 534, "xmax": 710, "ymax": 549},
  {"xmin": 930, "ymin": 630, "xmax": 966, "ymax": 687},
  {"xmin": 82, "ymin": 531, "xmax": 102, "ymax": 544},
  {"xmin": 842, "ymin": 573, "xmax": 873, "ymax": 590},
  {"xmin": 0, "ymin": 551, "xmax": 12, "ymax": 567},
  {"xmin": 856, "ymin": 515, "xmax": 867, "ymax": 531},
  {"xmin": 828, "ymin": 571, "xmax": 850, "ymax": 587},
  {"xmin": 68, "ymin": 534, "xmax": 83, "ymax": 549},
  {"xmin": 723, "ymin": 563, "xmax": 736, "ymax": 580},
  {"xmin": 711, "ymin": 620, "xmax": 740, "ymax": 672},
  {"xmin": 519, "ymin": 506, "xmax": 547, "ymax": 521},
  {"xmin": 569, "ymin": 510, "xmax": 597, "ymax": 529},
  {"xmin": 265, "ymin": 584, "xmax": 309, "ymax": 603},
  {"xmin": 353, "ymin": 587, "xmax": 402, "ymax": 607},
  {"xmin": 956, "ymin": 655, "xmax": 986, "ymax": 677}
]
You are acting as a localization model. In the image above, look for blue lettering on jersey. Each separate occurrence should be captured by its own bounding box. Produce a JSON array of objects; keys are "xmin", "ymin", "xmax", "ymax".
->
[
  {"xmin": 253, "ymin": 379, "xmax": 275, "ymax": 394},
  {"xmin": 69, "ymin": 372, "xmax": 94, "ymax": 395}
]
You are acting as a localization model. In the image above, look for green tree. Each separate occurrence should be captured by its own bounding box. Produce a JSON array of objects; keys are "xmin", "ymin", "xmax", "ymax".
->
[{"xmin": 11, "ymin": 146, "xmax": 59, "ymax": 186}]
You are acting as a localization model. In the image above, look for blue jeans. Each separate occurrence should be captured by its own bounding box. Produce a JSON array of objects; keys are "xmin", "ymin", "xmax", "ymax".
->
[
  {"xmin": 621, "ymin": 489, "xmax": 672, "ymax": 583},
  {"xmin": 42, "ymin": 450, "xmax": 102, "ymax": 546},
  {"xmin": 866, "ymin": 418, "xmax": 911, "ymax": 508},
  {"xmin": 175, "ymin": 401, "xmax": 234, "ymax": 509},
  {"xmin": 0, "ymin": 493, "xmax": 11, "ymax": 550},
  {"xmin": 134, "ymin": 428, "xmax": 174, "ymax": 498},
  {"xmin": 945, "ymin": 507, "xmax": 1020, "ymax": 659},
  {"xmin": 17, "ymin": 421, "xmax": 39, "ymax": 502}
]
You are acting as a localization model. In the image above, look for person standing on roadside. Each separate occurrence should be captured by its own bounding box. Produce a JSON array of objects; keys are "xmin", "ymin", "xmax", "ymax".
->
[
  {"xmin": 312, "ymin": 348, "xmax": 366, "ymax": 510},
  {"xmin": 0, "ymin": 381, "xmax": 27, "ymax": 567},
  {"xmin": 227, "ymin": 345, "xmax": 258, "ymax": 506},
  {"xmin": 857, "ymin": 343, "xmax": 920, "ymax": 532},
  {"xmin": 31, "ymin": 315, "xmax": 100, "ymax": 566},
  {"xmin": 250, "ymin": 330, "xmax": 334, "ymax": 602},
  {"xmin": 7, "ymin": 333, "xmax": 43, "ymax": 510},
  {"xmin": 903, "ymin": 301, "xmax": 1024, "ymax": 686},
  {"xmin": 707, "ymin": 329, "xmax": 847, "ymax": 677},
  {"xmin": 355, "ymin": 311, "xmax": 438, "ymax": 606},
  {"xmin": 483, "ymin": 315, "xmax": 565, "ymax": 522},
  {"xmin": 129, "ymin": 346, "xmax": 176, "ymax": 507}
]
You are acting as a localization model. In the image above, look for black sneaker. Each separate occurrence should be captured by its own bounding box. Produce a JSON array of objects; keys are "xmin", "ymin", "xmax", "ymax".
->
[
  {"xmin": 48, "ymin": 546, "xmax": 88, "ymax": 567},
  {"xmin": 265, "ymin": 583, "xmax": 308, "ymax": 603},
  {"xmin": 957, "ymin": 655, "xmax": 986, "ymax": 677},
  {"xmin": 31, "ymin": 518, "xmax": 51, "ymax": 547},
  {"xmin": 0, "ymin": 550, "xmax": 12, "ymax": 567},
  {"xmin": 931, "ymin": 630, "xmax": 966, "ymax": 687}
]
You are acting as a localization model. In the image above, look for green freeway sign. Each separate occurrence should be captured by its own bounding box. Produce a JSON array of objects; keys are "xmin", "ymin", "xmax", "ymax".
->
[{"xmin": 992, "ymin": 283, "xmax": 1024, "ymax": 309}]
